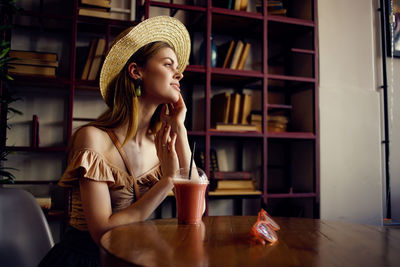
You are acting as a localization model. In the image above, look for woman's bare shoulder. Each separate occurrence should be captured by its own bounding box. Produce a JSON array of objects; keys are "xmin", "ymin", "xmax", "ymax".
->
[{"xmin": 72, "ymin": 126, "xmax": 112, "ymax": 153}]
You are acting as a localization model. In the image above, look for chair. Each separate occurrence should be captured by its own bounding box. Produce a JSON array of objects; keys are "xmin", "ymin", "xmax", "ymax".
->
[{"xmin": 0, "ymin": 187, "xmax": 54, "ymax": 267}]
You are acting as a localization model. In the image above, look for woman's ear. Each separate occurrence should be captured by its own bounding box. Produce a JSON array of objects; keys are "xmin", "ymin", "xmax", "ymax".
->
[{"xmin": 127, "ymin": 62, "xmax": 143, "ymax": 80}]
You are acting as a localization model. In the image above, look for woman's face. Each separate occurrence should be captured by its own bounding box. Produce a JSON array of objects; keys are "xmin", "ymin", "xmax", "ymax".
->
[{"xmin": 141, "ymin": 47, "xmax": 183, "ymax": 104}]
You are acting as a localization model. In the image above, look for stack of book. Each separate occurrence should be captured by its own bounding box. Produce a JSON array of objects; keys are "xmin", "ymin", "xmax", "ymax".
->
[
  {"xmin": 217, "ymin": 40, "xmax": 251, "ymax": 70},
  {"xmin": 214, "ymin": 0, "xmax": 248, "ymax": 11},
  {"xmin": 250, "ymin": 114, "xmax": 289, "ymax": 132},
  {"xmin": 77, "ymin": 38, "xmax": 106, "ymax": 80},
  {"xmin": 8, "ymin": 50, "xmax": 58, "ymax": 77},
  {"xmin": 268, "ymin": 115, "xmax": 289, "ymax": 132},
  {"xmin": 211, "ymin": 92, "xmax": 257, "ymax": 132},
  {"xmin": 79, "ymin": 0, "xmax": 111, "ymax": 19},
  {"xmin": 267, "ymin": 1, "xmax": 287, "ymax": 16},
  {"xmin": 250, "ymin": 113, "xmax": 262, "ymax": 132},
  {"xmin": 210, "ymin": 171, "xmax": 255, "ymax": 192}
]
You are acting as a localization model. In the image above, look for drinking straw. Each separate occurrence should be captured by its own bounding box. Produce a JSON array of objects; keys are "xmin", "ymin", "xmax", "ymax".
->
[{"xmin": 188, "ymin": 141, "xmax": 196, "ymax": 180}]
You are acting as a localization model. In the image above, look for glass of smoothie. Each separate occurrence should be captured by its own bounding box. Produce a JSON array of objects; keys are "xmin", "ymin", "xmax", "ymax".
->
[{"xmin": 173, "ymin": 167, "xmax": 208, "ymax": 225}]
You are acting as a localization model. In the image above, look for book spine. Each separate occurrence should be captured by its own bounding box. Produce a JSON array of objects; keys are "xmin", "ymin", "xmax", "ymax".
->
[
  {"xmin": 31, "ymin": 115, "xmax": 39, "ymax": 148},
  {"xmin": 210, "ymin": 149, "xmax": 219, "ymax": 172}
]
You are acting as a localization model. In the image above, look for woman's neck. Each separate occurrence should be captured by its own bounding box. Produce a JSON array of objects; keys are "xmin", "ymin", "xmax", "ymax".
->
[{"xmin": 114, "ymin": 98, "xmax": 158, "ymax": 146}]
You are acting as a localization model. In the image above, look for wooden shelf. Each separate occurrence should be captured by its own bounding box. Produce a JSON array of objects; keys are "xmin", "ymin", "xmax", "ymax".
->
[
  {"xmin": 268, "ymin": 104, "xmax": 293, "ymax": 110},
  {"xmin": 5, "ymin": 146, "xmax": 67, "ymax": 153},
  {"xmin": 209, "ymin": 190, "xmax": 263, "ymax": 196},
  {"xmin": 45, "ymin": 209, "xmax": 67, "ymax": 221},
  {"xmin": 12, "ymin": 180, "xmax": 59, "ymax": 185},
  {"xmin": 209, "ymin": 130, "xmax": 262, "ymax": 138},
  {"xmin": 291, "ymin": 48, "xmax": 315, "ymax": 55},
  {"xmin": 21, "ymin": 10, "xmax": 73, "ymax": 21},
  {"xmin": 188, "ymin": 130, "xmax": 206, "ymax": 136},
  {"xmin": 267, "ymin": 15, "xmax": 315, "ymax": 27},
  {"xmin": 211, "ymin": 7, "xmax": 263, "ymax": 20},
  {"xmin": 147, "ymin": 1, "xmax": 206, "ymax": 12},
  {"xmin": 10, "ymin": 75, "xmax": 71, "ymax": 87},
  {"xmin": 267, "ymin": 193, "xmax": 317, "ymax": 198},
  {"xmin": 77, "ymin": 15, "xmax": 137, "ymax": 27},
  {"xmin": 267, "ymin": 132, "xmax": 316, "ymax": 139},
  {"xmin": 267, "ymin": 74, "xmax": 317, "ymax": 83}
]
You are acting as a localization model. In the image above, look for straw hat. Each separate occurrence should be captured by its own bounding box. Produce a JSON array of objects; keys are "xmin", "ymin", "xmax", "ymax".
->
[{"xmin": 99, "ymin": 16, "xmax": 191, "ymax": 101}]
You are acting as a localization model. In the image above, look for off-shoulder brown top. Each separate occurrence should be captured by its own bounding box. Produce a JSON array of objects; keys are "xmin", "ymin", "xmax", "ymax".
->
[{"xmin": 58, "ymin": 130, "xmax": 162, "ymax": 231}]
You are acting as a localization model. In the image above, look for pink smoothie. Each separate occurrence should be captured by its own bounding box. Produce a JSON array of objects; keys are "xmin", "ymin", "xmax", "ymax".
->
[{"xmin": 173, "ymin": 179, "xmax": 208, "ymax": 225}]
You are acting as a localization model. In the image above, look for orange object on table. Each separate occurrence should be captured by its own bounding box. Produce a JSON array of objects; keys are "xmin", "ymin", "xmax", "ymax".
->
[{"xmin": 250, "ymin": 209, "xmax": 280, "ymax": 245}]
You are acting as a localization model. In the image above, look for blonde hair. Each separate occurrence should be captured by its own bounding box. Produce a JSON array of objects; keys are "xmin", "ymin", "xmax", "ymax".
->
[{"xmin": 85, "ymin": 41, "xmax": 174, "ymax": 146}]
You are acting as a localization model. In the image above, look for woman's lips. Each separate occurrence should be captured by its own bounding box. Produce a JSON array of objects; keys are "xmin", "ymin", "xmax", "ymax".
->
[{"xmin": 171, "ymin": 83, "xmax": 180, "ymax": 92}]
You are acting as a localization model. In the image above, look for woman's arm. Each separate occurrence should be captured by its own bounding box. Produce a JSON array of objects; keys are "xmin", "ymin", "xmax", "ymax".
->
[
  {"xmin": 162, "ymin": 94, "xmax": 196, "ymax": 170},
  {"xmin": 79, "ymin": 124, "xmax": 179, "ymax": 245},
  {"xmin": 80, "ymin": 176, "xmax": 173, "ymax": 244}
]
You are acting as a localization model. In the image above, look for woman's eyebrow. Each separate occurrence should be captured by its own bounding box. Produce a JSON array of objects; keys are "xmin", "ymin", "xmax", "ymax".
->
[{"xmin": 161, "ymin": 57, "xmax": 179, "ymax": 69}]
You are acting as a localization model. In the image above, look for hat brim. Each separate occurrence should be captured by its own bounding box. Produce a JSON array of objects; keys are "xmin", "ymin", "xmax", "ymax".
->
[{"xmin": 99, "ymin": 16, "xmax": 191, "ymax": 101}]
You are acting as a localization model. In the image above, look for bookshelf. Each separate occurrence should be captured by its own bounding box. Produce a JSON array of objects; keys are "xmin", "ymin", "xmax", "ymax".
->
[
  {"xmin": 137, "ymin": 0, "xmax": 319, "ymax": 218},
  {"xmin": 0, "ymin": 0, "xmax": 319, "ymax": 223}
]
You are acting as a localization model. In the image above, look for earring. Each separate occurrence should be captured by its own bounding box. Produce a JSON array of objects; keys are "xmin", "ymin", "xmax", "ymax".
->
[{"xmin": 135, "ymin": 79, "xmax": 142, "ymax": 97}]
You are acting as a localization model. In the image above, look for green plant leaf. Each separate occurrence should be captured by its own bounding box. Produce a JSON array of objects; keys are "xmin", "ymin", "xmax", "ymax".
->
[
  {"xmin": 8, "ymin": 107, "xmax": 23, "ymax": 115},
  {"xmin": 0, "ymin": 47, "xmax": 10, "ymax": 58},
  {"xmin": 6, "ymin": 74, "xmax": 14, "ymax": 80}
]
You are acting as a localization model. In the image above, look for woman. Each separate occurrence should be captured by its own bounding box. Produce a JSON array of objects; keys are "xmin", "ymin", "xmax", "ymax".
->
[{"xmin": 39, "ymin": 16, "xmax": 193, "ymax": 266}]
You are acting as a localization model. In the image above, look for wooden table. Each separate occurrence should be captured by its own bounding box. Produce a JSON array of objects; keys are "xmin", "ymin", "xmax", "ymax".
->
[{"xmin": 100, "ymin": 216, "xmax": 400, "ymax": 267}]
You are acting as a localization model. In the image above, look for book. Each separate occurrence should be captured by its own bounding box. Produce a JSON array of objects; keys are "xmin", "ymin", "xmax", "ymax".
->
[
  {"xmin": 195, "ymin": 150, "xmax": 205, "ymax": 170},
  {"xmin": 217, "ymin": 40, "xmax": 232, "ymax": 67},
  {"xmin": 75, "ymin": 46, "xmax": 90, "ymax": 79},
  {"xmin": 35, "ymin": 197, "xmax": 51, "ymax": 210},
  {"xmin": 240, "ymin": 0, "xmax": 248, "ymax": 11},
  {"xmin": 81, "ymin": 0, "xmax": 111, "ymax": 9},
  {"xmin": 228, "ymin": 93, "xmax": 241, "ymax": 124},
  {"xmin": 239, "ymin": 93, "xmax": 252, "ymax": 124},
  {"xmin": 236, "ymin": 42, "xmax": 251, "ymax": 70},
  {"xmin": 250, "ymin": 113, "xmax": 262, "ymax": 122},
  {"xmin": 31, "ymin": 115, "xmax": 39, "ymax": 147},
  {"xmin": 81, "ymin": 39, "xmax": 97, "ymax": 79},
  {"xmin": 229, "ymin": 40, "xmax": 244, "ymax": 69},
  {"xmin": 9, "ymin": 50, "xmax": 57, "ymax": 61},
  {"xmin": 234, "ymin": 0, "xmax": 241, "ymax": 11},
  {"xmin": 210, "ymin": 149, "xmax": 219, "ymax": 172},
  {"xmin": 211, "ymin": 92, "xmax": 231, "ymax": 126},
  {"xmin": 214, "ymin": 179, "xmax": 255, "ymax": 190},
  {"xmin": 8, "ymin": 64, "xmax": 56, "ymax": 77},
  {"xmin": 214, "ymin": 123, "xmax": 258, "ymax": 132},
  {"xmin": 215, "ymin": 148, "xmax": 229, "ymax": 171},
  {"xmin": 212, "ymin": 171, "xmax": 252, "ymax": 180},
  {"xmin": 222, "ymin": 40, "xmax": 235, "ymax": 68},
  {"xmin": 268, "ymin": 9, "xmax": 287, "ymax": 15},
  {"xmin": 9, "ymin": 58, "xmax": 59, "ymax": 68},
  {"xmin": 81, "ymin": 39, "xmax": 97, "ymax": 80},
  {"xmin": 87, "ymin": 38, "xmax": 106, "ymax": 80},
  {"xmin": 79, "ymin": 7, "xmax": 110, "ymax": 19}
]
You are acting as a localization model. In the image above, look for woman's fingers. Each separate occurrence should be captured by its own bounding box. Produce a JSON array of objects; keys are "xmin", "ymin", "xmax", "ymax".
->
[
  {"xmin": 168, "ymin": 132, "xmax": 177, "ymax": 152},
  {"xmin": 162, "ymin": 124, "xmax": 170, "ymax": 147}
]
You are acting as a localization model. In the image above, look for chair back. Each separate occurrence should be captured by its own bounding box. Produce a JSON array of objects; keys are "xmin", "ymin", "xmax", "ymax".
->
[{"xmin": 0, "ymin": 187, "xmax": 54, "ymax": 267}]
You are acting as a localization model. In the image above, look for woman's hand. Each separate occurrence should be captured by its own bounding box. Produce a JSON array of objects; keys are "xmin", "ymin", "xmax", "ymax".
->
[
  {"xmin": 155, "ymin": 122, "xmax": 179, "ymax": 178},
  {"xmin": 161, "ymin": 94, "xmax": 187, "ymax": 133},
  {"xmin": 160, "ymin": 94, "xmax": 194, "ymax": 170}
]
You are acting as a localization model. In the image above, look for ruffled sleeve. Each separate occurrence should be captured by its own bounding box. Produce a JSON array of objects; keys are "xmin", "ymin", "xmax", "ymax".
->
[
  {"xmin": 136, "ymin": 164, "xmax": 162, "ymax": 196},
  {"xmin": 58, "ymin": 149, "xmax": 116, "ymax": 187}
]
